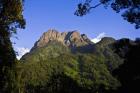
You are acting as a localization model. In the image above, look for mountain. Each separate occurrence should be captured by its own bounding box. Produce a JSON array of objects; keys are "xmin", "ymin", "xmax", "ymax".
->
[
  {"xmin": 31, "ymin": 29, "xmax": 93, "ymax": 52},
  {"xmin": 17, "ymin": 29, "xmax": 140, "ymax": 93}
]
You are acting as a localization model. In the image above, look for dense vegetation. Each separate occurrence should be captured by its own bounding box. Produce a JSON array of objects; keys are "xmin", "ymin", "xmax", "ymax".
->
[
  {"xmin": 11, "ymin": 39, "xmax": 123, "ymax": 93},
  {"xmin": 7, "ymin": 38, "xmax": 138, "ymax": 93},
  {"xmin": 0, "ymin": 0, "xmax": 25, "ymax": 92},
  {"xmin": 113, "ymin": 38, "xmax": 140, "ymax": 93}
]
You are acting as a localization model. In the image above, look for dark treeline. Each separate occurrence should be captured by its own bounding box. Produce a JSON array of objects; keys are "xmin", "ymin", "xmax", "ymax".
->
[
  {"xmin": 0, "ymin": 0, "xmax": 25, "ymax": 93},
  {"xmin": 113, "ymin": 38, "xmax": 140, "ymax": 93}
]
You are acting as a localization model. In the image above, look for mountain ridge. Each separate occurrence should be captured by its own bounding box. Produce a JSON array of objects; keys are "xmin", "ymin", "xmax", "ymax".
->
[
  {"xmin": 19, "ymin": 29, "xmax": 140, "ymax": 93},
  {"xmin": 31, "ymin": 29, "xmax": 93, "ymax": 51}
]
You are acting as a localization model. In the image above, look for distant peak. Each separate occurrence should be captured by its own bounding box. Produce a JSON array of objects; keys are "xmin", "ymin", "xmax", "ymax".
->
[
  {"xmin": 47, "ymin": 29, "xmax": 58, "ymax": 33},
  {"xmin": 71, "ymin": 30, "xmax": 79, "ymax": 33},
  {"xmin": 31, "ymin": 29, "xmax": 93, "ymax": 50},
  {"xmin": 97, "ymin": 37, "xmax": 116, "ymax": 46},
  {"xmin": 100, "ymin": 37, "xmax": 116, "ymax": 42},
  {"xmin": 43, "ymin": 29, "xmax": 59, "ymax": 36},
  {"xmin": 69, "ymin": 31, "xmax": 81, "ymax": 40}
]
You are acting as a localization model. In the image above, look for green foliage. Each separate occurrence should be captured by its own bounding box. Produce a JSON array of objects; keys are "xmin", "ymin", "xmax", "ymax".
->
[
  {"xmin": 0, "ymin": 0, "xmax": 25, "ymax": 33},
  {"xmin": 0, "ymin": 0, "xmax": 25, "ymax": 92},
  {"xmin": 0, "ymin": 36, "xmax": 123, "ymax": 93},
  {"xmin": 16, "ymin": 42, "xmax": 121, "ymax": 93},
  {"xmin": 77, "ymin": 54, "xmax": 120, "ymax": 91},
  {"xmin": 95, "ymin": 37, "xmax": 124, "ymax": 71}
]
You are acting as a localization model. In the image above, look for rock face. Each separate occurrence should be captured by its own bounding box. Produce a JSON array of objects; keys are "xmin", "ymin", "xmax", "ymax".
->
[{"xmin": 31, "ymin": 29, "xmax": 93, "ymax": 51}]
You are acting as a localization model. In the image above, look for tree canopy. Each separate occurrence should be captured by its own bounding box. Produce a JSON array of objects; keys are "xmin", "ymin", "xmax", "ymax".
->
[
  {"xmin": 0, "ymin": 0, "xmax": 25, "ymax": 92},
  {"xmin": 0, "ymin": 0, "xmax": 25, "ymax": 34},
  {"xmin": 75, "ymin": 0, "xmax": 140, "ymax": 29}
]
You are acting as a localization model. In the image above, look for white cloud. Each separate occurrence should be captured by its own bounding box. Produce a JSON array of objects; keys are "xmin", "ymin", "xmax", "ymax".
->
[
  {"xmin": 91, "ymin": 32, "xmax": 106, "ymax": 43},
  {"xmin": 15, "ymin": 47, "xmax": 30, "ymax": 60}
]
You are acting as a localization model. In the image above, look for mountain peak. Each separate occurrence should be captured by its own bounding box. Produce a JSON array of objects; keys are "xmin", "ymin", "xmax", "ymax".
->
[
  {"xmin": 96, "ymin": 37, "xmax": 116, "ymax": 47},
  {"xmin": 31, "ymin": 29, "xmax": 93, "ymax": 50}
]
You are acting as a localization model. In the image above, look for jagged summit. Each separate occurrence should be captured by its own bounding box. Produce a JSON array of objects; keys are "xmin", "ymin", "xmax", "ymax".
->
[{"xmin": 31, "ymin": 29, "xmax": 93, "ymax": 50}]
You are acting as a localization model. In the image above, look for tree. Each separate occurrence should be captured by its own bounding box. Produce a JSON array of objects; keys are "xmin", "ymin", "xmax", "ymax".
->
[
  {"xmin": 0, "ymin": 0, "xmax": 25, "ymax": 92},
  {"xmin": 112, "ymin": 39, "xmax": 140, "ymax": 93},
  {"xmin": 75, "ymin": 0, "xmax": 140, "ymax": 29}
]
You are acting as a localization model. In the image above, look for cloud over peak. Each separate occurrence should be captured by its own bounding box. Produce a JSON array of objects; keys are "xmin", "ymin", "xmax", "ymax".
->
[
  {"xmin": 91, "ymin": 32, "xmax": 106, "ymax": 43},
  {"xmin": 15, "ymin": 47, "xmax": 30, "ymax": 60}
]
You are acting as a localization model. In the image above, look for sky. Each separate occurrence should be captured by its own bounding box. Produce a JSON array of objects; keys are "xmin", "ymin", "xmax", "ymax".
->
[{"xmin": 11, "ymin": 0, "xmax": 140, "ymax": 59}]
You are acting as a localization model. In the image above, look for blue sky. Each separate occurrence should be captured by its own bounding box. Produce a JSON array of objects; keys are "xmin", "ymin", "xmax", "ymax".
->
[{"xmin": 12, "ymin": 0, "xmax": 140, "ymax": 58}]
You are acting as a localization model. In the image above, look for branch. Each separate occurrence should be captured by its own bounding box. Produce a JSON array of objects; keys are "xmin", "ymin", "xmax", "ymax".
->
[{"xmin": 89, "ymin": 2, "xmax": 102, "ymax": 10}]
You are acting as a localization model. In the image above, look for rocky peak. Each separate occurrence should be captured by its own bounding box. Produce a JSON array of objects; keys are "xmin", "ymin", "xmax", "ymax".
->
[{"xmin": 32, "ymin": 29, "xmax": 93, "ymax": 50}]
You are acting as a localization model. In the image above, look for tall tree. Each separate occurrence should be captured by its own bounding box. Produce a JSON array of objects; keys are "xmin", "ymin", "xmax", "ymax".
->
[
  {"xmin": 75, "ymin": 0, "xmax": 140, "ymax": 29},
  {"xmin": 0, "ymin": 0, "xmax": 25, "ymax": 92}
]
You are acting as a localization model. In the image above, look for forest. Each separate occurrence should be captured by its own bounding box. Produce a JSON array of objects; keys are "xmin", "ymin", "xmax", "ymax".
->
[{"xmin": 0, "ymin": 0, "xmax": 140, "ymax": 93}]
